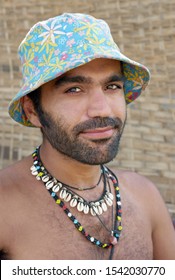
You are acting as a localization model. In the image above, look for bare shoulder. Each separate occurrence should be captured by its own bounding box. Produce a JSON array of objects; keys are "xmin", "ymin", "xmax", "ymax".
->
[
  {"xmin": 111, "ymin": 167, "xmax": 175, "ymax": 260},
  {"xmin": 111, "ymin": 168, "xmax": 160, "ymax": 200},
  {"xmin": 0, "ymin": 157, "xmax": 32, "ymax": 253},
  {"xmin": 0, "ymin": 156, "xmax": 31, "ymax": 200},
  {"xmin": 0, "ymin": 156, "xmax": 32, "ymax": 184},
  {"xmin": 111, "ymin": 168, "xmax": 164, "ymax": 224},
  {"xmin": 112, "ymin": 168, "xmax": 170, "ymax": 222},
  {"xmin": 0, "ymin": 156, "xmax": 33, "ymax": 208}
]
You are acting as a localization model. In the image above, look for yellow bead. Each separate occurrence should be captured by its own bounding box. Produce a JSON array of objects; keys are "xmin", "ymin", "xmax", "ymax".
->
[
  {"xmin": 38, "ymin": 172, "xmax": 44, "ymax": 177},
  {"xmin": 117, "ymin": 216, "xmax": 121, "ymax": 221},
  {"xmin": 78, "ymin": 226, "xmax": 83, "ymax": 231},
  {"xmin": 116, "ymin": 187, "xmax": 119, "ymax": 191},
  {"xmin": 102, "ymin": 244, "xmax": 108, "ymax": 248},
  {"xmin": 56, "ymin": 199, "xmax": 61, "ymax": 204},
  {"xmin": 118, "ymin": 226, "xmax": 123, "ymax": 231}
]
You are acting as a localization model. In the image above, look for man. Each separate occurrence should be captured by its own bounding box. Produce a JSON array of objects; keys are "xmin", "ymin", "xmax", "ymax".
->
[{"xmin": 0, "ymin": 13, "xmax": 175, "ymax": 260}]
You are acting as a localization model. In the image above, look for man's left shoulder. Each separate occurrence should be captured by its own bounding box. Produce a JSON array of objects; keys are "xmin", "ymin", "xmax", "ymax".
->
[{"xmin": 110, "ymin": 167, "xmax": 158, "ymax": 194}]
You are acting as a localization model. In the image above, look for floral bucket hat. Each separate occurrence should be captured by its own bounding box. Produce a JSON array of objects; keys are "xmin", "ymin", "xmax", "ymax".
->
[{"xmin": 9, "ymin": 13, "xmax": 150, "ymax": 127}]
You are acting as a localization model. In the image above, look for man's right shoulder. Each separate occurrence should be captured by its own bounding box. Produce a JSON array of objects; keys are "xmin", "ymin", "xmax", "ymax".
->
[
  {"xmin": 0, "ymin": 157, "xmax": 32, "ymax": 255},
  {"xmin": 0, "ymin": 162, "xmax": 19, "ymax": 254},
  {"xmin": 0, "ymin": 160, "xmax": 22, "ymax": 189},
  {"xmin": 0, "ymin": 156, "xmax": 32, "ymax": 201}
]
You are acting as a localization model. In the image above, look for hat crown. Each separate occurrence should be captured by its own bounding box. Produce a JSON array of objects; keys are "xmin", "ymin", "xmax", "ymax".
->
[{"xmin": 18, "ymin": 13, "xmax": 120, "ymax": 84}]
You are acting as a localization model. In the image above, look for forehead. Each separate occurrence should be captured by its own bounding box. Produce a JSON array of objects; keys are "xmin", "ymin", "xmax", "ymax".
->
[{"xmin": 65, "ymin": 58, "xmax": 122, "ymax": 76}]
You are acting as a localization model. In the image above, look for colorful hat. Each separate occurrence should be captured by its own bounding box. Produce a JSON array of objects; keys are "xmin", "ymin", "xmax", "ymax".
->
[{"xmin": 8, "ymin": 13, "xmax": 150, "ymax": 127}]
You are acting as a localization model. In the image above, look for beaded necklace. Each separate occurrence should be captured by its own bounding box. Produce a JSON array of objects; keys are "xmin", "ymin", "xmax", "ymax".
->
[
  {"xmin": 31, "ymin": 148, "xmax": 114, "ymax": 216},
  {"xmin": 31, "ymin": 147, "xmax": 122, "ymax": 250}
]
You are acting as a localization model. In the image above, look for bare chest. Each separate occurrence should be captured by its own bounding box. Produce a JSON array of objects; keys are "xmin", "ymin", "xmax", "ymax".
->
[{"xmin": 7, "ymin": 192, "xmax": 153, "ymax": 260}]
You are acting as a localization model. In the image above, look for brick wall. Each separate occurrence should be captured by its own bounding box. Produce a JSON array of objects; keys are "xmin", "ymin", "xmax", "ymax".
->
[{"xmin": 0, "ymin": 0, "xmax": 175, "ymax": 216}]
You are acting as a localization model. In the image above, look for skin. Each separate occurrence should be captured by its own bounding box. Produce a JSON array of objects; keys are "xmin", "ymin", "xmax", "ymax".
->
[{"xmin": 0, "ymin": 58, "xmax": 175, "ymax": 260}]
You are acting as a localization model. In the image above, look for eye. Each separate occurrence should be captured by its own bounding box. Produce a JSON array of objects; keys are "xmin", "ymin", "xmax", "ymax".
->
[
  {"xmin": 106, "ymin": 83, "xmax": 123, "ymax": 90},
  {"xmin": 65, "ymin": 87, "xmax": 81, "ymax": 94}
]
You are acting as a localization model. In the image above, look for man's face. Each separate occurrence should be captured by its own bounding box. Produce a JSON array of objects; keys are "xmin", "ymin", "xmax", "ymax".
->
[{"xmin": 37, "ymin": 58, "xmax": 127, "ymax": 165}]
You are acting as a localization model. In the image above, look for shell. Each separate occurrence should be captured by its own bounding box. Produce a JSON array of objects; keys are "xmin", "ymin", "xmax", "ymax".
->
[
  {"xmin": 52, "ymin": 183, "xmax": 62, "ymax": 193},
  {"xmin": 45, "ymin": 180, "xmax": 55, "ymax": 190},
  {"xmin": 96, "ymin": 205, "xmax": 103, "ymax": 215},
  {"xmin": 31, "ymin": 170, "xmax": 38, "ymax": 176},
  {"xmin": 70, "ymin": 197, "xmax": 78, "ymax": 207},
  {"xmin": 83, "ymin": 204, "xmax": 89, "ymax": 214},
  {"xmin": 36, "ymin": 175, "xmax": 41, "ymax": 180},
  {"xmin": 60, "ymin": 188, "xmax": 67, "ymax": 199},
  {"xmin": 30, "ymin": 165, "xmax": 36, "ymax": 171},
  {"xmin": 42, "ymin": 175, "xmax": 50, "ymax": 182},
  {"xmin": 101, "ymin": 201, "xmax": 108, "ymax": 212},
  {"xmin": 94, "ymin": 201, "xmax": 100, "ymax": 206},
  {"xmin": 64, "ymin": 192, "xmax": 72, "ymax": 202},
  {"xmin": 90, "ymin": 206, "xmax": 97, "ymax": 216},
  {"xmin": 104, "ymin": 196, "xmax": 113, "ymax": 206},
  {"xmin": 106, "ymin": 192, "xmax": 114, "ymax": 200},
  {"xmin": 77, "ymin": 202, "xmax": 84, "ymax": 212}
]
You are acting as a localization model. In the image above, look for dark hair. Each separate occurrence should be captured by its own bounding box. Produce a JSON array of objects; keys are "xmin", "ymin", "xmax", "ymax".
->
[
  {"xmin": 27, "ymin": 87, "xmax": 41, "ymax": 112},
  {"xmin": 27, "ymin": 87, "xmax": 48, "ymax": 128}
]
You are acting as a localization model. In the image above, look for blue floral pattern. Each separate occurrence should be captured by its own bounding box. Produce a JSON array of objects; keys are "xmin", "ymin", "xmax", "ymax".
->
[{"xmin": 8, "ymin": 13, "xmax": 150, "ymax": 127}]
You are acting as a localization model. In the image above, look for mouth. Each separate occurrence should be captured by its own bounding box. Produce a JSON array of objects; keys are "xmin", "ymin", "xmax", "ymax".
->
[{"xmin": 80, "ymin": 127, "xmax": 115, "ymax": 140}]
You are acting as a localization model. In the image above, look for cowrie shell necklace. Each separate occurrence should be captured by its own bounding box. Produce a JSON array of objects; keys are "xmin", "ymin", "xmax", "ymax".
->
[
  {"xmin": 31, "ymin": 147, "xmax": 114, "ymax": 216},
  {"xmin": 31, "ymin": 147, "xmax": 122, "ymax": 251}
]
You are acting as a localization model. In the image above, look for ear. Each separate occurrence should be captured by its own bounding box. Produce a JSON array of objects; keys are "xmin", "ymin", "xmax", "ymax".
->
[{"xmin": 22, "ymin": 96, "xmax": 42, "ymax": 127}]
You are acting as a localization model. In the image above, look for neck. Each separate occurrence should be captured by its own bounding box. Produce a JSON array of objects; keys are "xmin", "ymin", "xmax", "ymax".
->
[{"xmin": 39, "ymin": 142, "xmax": 102, "ymax": 189}]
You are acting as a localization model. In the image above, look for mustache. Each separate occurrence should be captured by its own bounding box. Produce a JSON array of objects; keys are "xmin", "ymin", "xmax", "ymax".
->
[{"xmin": 73, "ymin": 117, "xmax": 123, "ymax": 135}]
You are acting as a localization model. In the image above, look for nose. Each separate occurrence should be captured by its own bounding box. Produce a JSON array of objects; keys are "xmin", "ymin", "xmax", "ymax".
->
[{"xmin": 87, "ymin": 89, "xmax": 112, "ymax": 118}]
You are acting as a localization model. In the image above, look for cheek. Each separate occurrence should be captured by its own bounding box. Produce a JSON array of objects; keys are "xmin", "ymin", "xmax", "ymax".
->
[
  {"xmin": 52, "ymin": 101, "xmax": 86, "ymax": 129},
  {"xmin": 40, "ymin": 90, "xmax": 83, "ymax": 127},
  {"xmin": 110, "ymin": 96, "xmax": 126, "ymax": 120}
]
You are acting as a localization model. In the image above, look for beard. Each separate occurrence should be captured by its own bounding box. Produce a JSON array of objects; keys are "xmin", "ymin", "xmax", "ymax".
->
[{"xmin": 38, "ymin": 108, "xmax": 126, "ymax": 165}]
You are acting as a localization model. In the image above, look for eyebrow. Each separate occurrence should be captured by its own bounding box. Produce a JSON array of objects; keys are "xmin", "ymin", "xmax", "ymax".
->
[
  {"xmin": 106, "ymin": 74, "xmax": 125, "ymax": 84},
  {"xmin": 54, "ymin": 73, "xmax": 125, "ymax": 87},
  {"xmin": 54, "ymin": 75, "xmax": 92, "ymax": 86}
]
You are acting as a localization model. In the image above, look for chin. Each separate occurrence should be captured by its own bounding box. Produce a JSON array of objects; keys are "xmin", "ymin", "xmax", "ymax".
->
[{"xmin": 77, "ymin": 149, "xmax": 119, "ymax": 166}]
